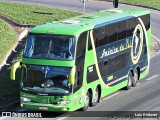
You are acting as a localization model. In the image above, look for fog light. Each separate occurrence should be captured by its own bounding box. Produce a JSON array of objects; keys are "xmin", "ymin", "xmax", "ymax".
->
[
  {"xmin": 62, "ymin": 108, "xmax": 67, "ymax": 111},
  {"xmin": 21, "ymin": 104, "xmax": 23, "ymax": 107}
]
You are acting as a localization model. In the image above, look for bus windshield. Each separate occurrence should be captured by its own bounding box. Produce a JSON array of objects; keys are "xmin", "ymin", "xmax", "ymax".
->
[
  {"xmin": 21, "ymin": 65, "xmax": 72, "ymax": 95},
  {"xmin": 24, "ymin": 34, "xmax": 76, "ymax": 60}
]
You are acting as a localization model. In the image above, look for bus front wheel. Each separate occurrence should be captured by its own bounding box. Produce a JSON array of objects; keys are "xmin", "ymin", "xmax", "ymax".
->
[
  {"xmin": 82, "ymin": 92, "xmax": 90, "ymax": 111},
  {"xmin": 91, "ymin": 88, "xmax": 99, "ymax": 107}
]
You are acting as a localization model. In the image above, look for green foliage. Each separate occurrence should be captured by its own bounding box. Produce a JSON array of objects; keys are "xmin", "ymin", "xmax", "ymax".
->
[
  {"xmin": 0, "ymin": 19, "xmax": 17, "ymax": 63},
  {"xmin": 0, "ymin": 2, "xmax": 81, "ymax": 25},
  {"xmin": 121, "ymin": 0, "xmax": 160, "ymax": 9}
]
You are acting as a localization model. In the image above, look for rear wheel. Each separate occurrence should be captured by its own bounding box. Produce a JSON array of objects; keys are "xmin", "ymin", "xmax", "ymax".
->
[
  {"xmin": 91, "ymin": 88, "xmax": 99, "ymax": 107},
  {"xmin": 126, "ymin": 72, "xmax": 133, "ymax": 90},
  {"xmin": 132, "ymin": 69, "xmax": 138, "ymax": 87},
  {"xmin": 82, "ymin": 92, "xmax": 90, "ymax": 111}
]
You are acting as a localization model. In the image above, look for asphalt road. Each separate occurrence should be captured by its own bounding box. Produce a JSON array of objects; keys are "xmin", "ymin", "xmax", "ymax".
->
[{"xmin": 0, "ymin": 0, "xmax": 160, "ymax": 119}]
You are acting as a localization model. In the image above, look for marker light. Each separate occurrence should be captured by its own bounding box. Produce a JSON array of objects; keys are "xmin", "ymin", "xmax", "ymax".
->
[{"xmin": 57, "ymin": 101, "xmax": 70, "ymax": 105}]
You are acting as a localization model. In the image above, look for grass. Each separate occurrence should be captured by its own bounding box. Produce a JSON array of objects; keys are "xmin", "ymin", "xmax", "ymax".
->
[
  {"xmin": 0, "ymin": 19, "xmax": 17, "ymax": 63},
  {"xmin": 0, "ymin": 2, "xmax": 81, "ymax": 26},
  {"xmin": 120, "ymin": 0, "xmax": 160, "ymax": 9}
]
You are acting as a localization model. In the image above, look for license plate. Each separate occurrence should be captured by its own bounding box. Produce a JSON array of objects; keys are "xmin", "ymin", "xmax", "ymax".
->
[{"xmin": 39, "ymin": 106, "xmax": 48, "ymax": 110}]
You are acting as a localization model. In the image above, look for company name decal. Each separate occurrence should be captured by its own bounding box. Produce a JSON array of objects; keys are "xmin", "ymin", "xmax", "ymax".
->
[{"xmin": 100, "ymin": 39, "xmax": 132, "ymax": 59}]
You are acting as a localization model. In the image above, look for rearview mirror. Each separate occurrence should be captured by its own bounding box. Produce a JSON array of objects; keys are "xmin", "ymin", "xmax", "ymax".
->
[
  {"xmin": 69, "ymin": 66, "xmax": 76, "ymax": 85},
  {"xmin": 10, "ymin": 61, "xmax": 21, "ymax": 80}
]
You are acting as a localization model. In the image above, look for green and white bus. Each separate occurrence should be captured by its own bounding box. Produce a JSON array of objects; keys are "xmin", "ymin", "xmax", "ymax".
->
[{"xmin": 11, "ymin": 8, "xmax": 151, "ymax": 112}]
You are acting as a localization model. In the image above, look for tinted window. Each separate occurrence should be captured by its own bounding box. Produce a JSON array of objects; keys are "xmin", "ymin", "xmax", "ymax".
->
[
  {"xmin": 76, "ymin": 32, "xmax": 87, "ymax": 57},
  {"xmin": 117, "ymin": 21, "xmax": 127, "ymax": 40},
  {"xmin": 107, "ymin": 23, "xmax": 118, "ymax": 44},
  {"xmin": 88, "ymin": 32, "xmax": 93, "ymax": 51},
  {"xmin": 108, "ymin": 52, "xmax": 129, "ymax": 75},
  {"xmin": 140, "ymin": 14, "xmax": 150, "ymax": 30},
  {"xmin": 129, "ymin": 18, "xmax": 139, "ymax": 35}
]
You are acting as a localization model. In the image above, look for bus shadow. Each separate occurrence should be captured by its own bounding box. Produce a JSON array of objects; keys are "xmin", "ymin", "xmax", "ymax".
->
[{"xmin": 0, "ymin": 38, "xmax": 26, "ymax": 111}]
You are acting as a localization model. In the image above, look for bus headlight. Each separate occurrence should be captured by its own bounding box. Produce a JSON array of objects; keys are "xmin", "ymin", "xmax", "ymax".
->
[
  {"xmin": 57, "ymin": 101, "xmax": 70, "ymax": 104},
  {"xmin": 21, "ymin": 97, "xmax": 31, "ymax": 102}
]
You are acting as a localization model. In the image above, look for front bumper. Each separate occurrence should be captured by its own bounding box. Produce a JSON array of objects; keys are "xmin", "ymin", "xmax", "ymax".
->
[{"xmin": 21, "ymin": 102, "xmax": 71, "ymax": 112}]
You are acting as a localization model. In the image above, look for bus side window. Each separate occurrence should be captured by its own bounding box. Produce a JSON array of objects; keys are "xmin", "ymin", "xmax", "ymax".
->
[
  {"xmin": 140, "ymin": 14, "xmax": 150, "ymax": 30},
  {"xmin": 98, "ymin": 27, "xmax": 108, "ymax": 47},
  {"xmin": 75, "ymin": 32, "xmax": 87, "ymax": 89},
  {"xmin": 74, "ymin": 68, "xmax": 80, "ymax": 88},
  {"xmin": 93, "ymin": 26, "xmax": 108, "ymax": 48},
  {"xmin": 88, "ymin": 32, "xmax": 93, "ymax": 51},
  {"xmin": 129, "ymin": 18, "xmax": 139, "ymax": 35},
  {"xmin": 76, "ymin": 32, "xmax": 87, "ymax": 57},
  {"xmin": 127, "ymin": 20, "xmax": 132, "ymax": 37},
  {"xmin": 93, "ymin": 28, "xmax": 101, "ymax": 48},
  {"xmin": 108, "ymin": 53, "xmax": 129, "ymax": 75},
  {"xmin": 117, "ymin": 21, "xmax": 127, "ymax": 40},
  {"xmin": 107, "ymin": 23, "xmax": 118, "ymax": 44}
]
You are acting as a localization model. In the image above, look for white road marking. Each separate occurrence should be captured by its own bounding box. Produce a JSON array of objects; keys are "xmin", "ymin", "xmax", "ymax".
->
[
  {"xmin": 152, "ymin": 35, "xmax": 160, "ymax": 43},
  {"xmin": 137, "ymin": 82, "xmax": 141, "ymax": 86},
  {"xmin": 56, "ymin": 115, "xmax": 70, "ymax": 120},
  {"xmin": 57, "ymin": 117, "xmax": 68, "ymax": 120},
  {"xmin": 146, "ymin": 75, "xmax": 159, "ymax": 81},
  {"xmin": 0, "ymin": 117, "xmax": 8, "ymax": 120},
  {"xmin": 103, "ymin": 91, "xmax": 121, "ymax": 101}
]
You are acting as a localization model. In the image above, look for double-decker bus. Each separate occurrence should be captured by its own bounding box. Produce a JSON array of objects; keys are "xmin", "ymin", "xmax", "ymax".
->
[{"xmin": 11, "ymin": 8, "xmax": 151, "ymax": 112}]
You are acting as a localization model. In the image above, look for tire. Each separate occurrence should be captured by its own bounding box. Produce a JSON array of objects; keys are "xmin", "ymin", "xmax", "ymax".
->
[
  {"xmin": 91, "ymin": 88, "xmax": 99, "ymax": 107},
  {"xmin": 126, "ymin": 72, "xmax": 133, "ymax": 90},
  {"xmin": 132, "ymin": 69, "xmax": 138, "ymax": 87},
  {"xmin": 82, "ymin": 92, "xmax": 90, "ymax": 111}
]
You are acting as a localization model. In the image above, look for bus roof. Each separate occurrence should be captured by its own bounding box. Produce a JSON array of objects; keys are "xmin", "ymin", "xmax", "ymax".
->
[{"xmin": 30, "ymin": 8, "xmax": 150, "ymax": 36}]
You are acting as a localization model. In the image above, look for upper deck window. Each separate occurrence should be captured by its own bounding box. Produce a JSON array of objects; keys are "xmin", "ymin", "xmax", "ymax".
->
[{"xmin": 24, "ymin": 34, "xmax": 76, "ymax": 60}]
